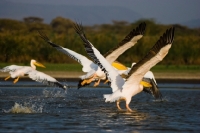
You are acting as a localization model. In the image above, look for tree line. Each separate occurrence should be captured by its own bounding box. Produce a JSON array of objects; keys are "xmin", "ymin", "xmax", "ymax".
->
[{"xmin": 0, "ymin": 17, "xmax": 200, "ymax": 66}]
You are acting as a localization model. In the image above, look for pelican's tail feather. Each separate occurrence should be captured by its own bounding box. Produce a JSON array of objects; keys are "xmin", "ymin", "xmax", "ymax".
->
[
  {"xmin": 103, "ymin": 94, "xmax": 111, "ymax": 102},
  {"xmin": 103, "ymin": 94, "xmax": 121, "ymax": 103}
]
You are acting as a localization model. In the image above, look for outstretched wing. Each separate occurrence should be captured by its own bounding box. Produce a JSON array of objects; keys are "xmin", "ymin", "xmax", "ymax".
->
[
  {"xmin": 142, "ymin": 78, "xmax": 162, "ymax": 99},
  {"xmin": 38, "ymin": 31, "xmax": 98, "ymax": 72},
  {"xmin": 0, "ymin": 65, "xmax": 23, "ymax": 72},
  {"xmin": 104, "ymin": 22, "xmax": 146, "ymax": 63},
  {"xmin": 123, "ymin": 27, "xmax": 175, "ymax": 90},
  {"xmin": 28, "ymin": 69, "xmax": 67, "ymax": 90},
  {"xmin": 74, "ymin": 22, "xmax": 125, "ymax": 92}
]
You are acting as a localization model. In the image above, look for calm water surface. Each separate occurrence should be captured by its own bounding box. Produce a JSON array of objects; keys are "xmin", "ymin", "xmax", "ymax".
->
[{"xmin": 0, "ymin": 80, "xmax": 200, "ymax": 133}]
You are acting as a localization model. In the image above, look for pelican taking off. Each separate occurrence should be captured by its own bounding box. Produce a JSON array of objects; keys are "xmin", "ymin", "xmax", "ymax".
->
[
  {"xmin": 74, "ymin": 23, "xmax": 162, "ymax": 99},
  {"xmin": 73, "ymin": 22, "xmax": 146, "ymax": 87},
  {"xmin": 75, "ymin": 23, "xmax": 175, "ymax": 112},
  {"xmin": 0, "ymin": 59, "xmax": 67, "ymax": 90},
  {"xmin": 39, "ymin": 21, "xmax": 146, "ymax": 88}
]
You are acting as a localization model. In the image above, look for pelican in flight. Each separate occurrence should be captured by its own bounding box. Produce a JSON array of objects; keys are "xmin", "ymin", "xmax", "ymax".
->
[
  {"xmin": 74, "ymin": 22, "xmax": 146, "ymax": 87},
  {"xmin": 0, "ymin": 59, "xmax": 67, "ymax": 90},
  {"xmin": 74, "ymin": 23, "xmax": 162, "ymax": 99},
  {"xmin": 75, "ymin": 23, "xmax": 175, "ymax": 111},
  {"xmin": 38, "ymin": 22, "xmax": 147, "ymax": 89}
]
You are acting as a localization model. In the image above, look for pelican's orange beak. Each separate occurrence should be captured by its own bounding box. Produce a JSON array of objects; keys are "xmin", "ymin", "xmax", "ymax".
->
[{"xmin": 34, "ymin": 62, "xmax": 46, "ymax": 68}]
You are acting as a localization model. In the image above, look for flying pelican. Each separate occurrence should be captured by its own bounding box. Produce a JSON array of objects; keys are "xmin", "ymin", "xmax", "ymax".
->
[
  {"xmin": 74, "ymin": 23, "xmax": 162, "ymax": 99},
  {"xmin": 74, "ymin": 23, "xmax": 175, "ymax": 111},
  {"xmin": 73, "ymin": 22, "xmax": 146, "ymax": 87},
  {"xmin": 38, "ymin": 22, "xmax": 146, "ymax": 88},
  {"xmin": 0, "ymin": 59, "xmax": 67, "ymax": 90}
]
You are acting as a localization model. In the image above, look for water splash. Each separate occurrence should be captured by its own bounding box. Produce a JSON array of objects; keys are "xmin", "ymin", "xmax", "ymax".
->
[
  {"xmin": 153, "ymin": 96, "xmax": 169, "ymax": 102},
  {"xmin": 42, "ymin": 89, "xmax": 67, "ymax": 98},
  {"xmin": 4, "ymin": 102, "xmax": 43, "ymax": 114}
]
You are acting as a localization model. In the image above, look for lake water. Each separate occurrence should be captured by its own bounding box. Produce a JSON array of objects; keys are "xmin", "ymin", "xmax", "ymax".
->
[{"xmin": 0, "ymin": 80, "xmax": 200, "ymax": 133}]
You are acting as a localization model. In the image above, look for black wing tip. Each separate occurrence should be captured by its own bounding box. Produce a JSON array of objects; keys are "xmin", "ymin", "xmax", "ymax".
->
[
  {"xmin": 73, "ymin": 22, "xmax": 91, "ymax": 46},
  {"xmin": 54, "ymin": 82, "xmax": 68, "ymax": 90},
  {"xmin": 73, "ymin": 22, "xmax": 84, "ymax": 35},
  {"xmin": 38, "ymin": 30, "xmax": 50, "ymax": 42},
  {"xmin": 150, "ymin": 78, "xmax": 162, "ymax": 99},
  {"xmin": 164, "ymin": 26, "xmax": 175, "ymax": 44},
  {"xmin": 125, "ymin": 21, "xmax": 146, "ymax": 38},
  {"xmin": 38, "ymin": 30, "xmax": 61, "ymax": 48},
  {"xmin": 154, "ymin": 26, "xmax": 175, "ymax": 49},
  {"xmin": 137, "ymin": 22, "xmax": 146, "ymax": 35}
]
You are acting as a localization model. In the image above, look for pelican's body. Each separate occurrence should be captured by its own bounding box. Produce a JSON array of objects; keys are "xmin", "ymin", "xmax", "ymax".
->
[
  {"xmin": 75, "ymin": 23, "xmax": 175, "ymax": 111},
  {"xmin": 0, "ymin": 59, "xmax": 67, "ymax": 90}
]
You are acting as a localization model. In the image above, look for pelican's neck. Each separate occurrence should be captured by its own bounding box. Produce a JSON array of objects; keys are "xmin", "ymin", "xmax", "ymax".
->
[{"xmin": 30, "ymin": 60, "xmax": 36, "ymax": 70}]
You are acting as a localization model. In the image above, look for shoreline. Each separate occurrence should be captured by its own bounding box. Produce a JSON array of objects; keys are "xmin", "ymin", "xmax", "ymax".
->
[{"xmin": 0, "ymin": 71, "xmax": 199, "ymax": 84}]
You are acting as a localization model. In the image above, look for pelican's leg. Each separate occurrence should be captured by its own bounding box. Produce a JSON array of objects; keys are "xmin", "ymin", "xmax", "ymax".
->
[
  {"xmin": 87, "ymin": 74, "xmax": 97, "ymax": 84},
  {"xmin": 103, "ymin": 79, "xmax": 109, "ymax": 84},
  {"xmin": 13, "ymin": 77, "xmax": 20, "ymax": 84},
  {"xmin": 116, "ymin": 100, "xmax": 122, "ymax": 110},
  {"xmin": 81, "ymin": 74, "xmax": 97, "ymax": 86},
  {"xmin": 86, "ymin": 77, "xmax": 94, "ymax": 84},
  {"xmin": 81, "ymin": 80, "xmax": 87, "ymax": 86},
  {"xmin": 94, "ymin": 79, "xmax": 100, "ymax": 87},
  {"xmin": 4, "ymin": 76, "xmax": 11, "ymax": 81},
  {"xmin": 126, "ymin": 104, "xmax": 133, "ymax": 112}
]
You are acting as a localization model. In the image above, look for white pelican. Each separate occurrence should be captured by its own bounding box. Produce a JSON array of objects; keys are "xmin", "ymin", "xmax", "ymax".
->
[
  {"xmin": 75, "ymin": 24, "xmax": 175, "ymax": 111},
  {"xmin": 74, "ymin": 23, "xmax": 162, "ymax": 99},
  {"xmin": 38, "ymin": 22, "xmax": 146, "ymax": 88},
  {"xmin": 0, "ymin": 59, "xmax": 67, "ymax": 90},
  {"xmin": 73, "ymin": 22, "xmax": 146, "ymax": 87}
]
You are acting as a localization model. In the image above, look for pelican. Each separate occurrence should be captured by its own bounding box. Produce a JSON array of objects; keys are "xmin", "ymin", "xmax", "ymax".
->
[
  {"xmin": 38, "ymin": 22, "xmax": 146, "ymax": 88},
  {"xmin": 0, "ymin": 59, "xmax": 67, "ymax": 90},
  {"xmin": 73, "ymin": 22, "xmax": 146, "ymax": 87},
  {"xmin": 74, "ymin": 23, "xmax": 162, "ymax": 99},
  {"xmin": 75, "ymin": 23, "xmax": 175, "ymax": 111}
]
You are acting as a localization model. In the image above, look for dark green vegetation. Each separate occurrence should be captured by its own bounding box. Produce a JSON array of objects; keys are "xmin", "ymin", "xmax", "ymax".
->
[
  {"xmin": 1, "ymin": 63, "xmax": 199, "ymax": 73},
  {"xmin": 0, "ymin": 17, "xmax": 200, "ymax": 66}
]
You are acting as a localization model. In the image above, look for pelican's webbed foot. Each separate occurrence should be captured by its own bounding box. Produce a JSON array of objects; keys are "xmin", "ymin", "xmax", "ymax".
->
[
  {"xmin": 5, "ymin": 76, "xmax": 11, "ymax": 81},
  {"xmin": 13, "ymin": 77, "xmax": 20, "ymax": 84}
]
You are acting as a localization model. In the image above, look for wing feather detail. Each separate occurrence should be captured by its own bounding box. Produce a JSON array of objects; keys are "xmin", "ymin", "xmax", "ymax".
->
[
  {"xmin": 28, "ymin": 70, "xmax": 67, "ymax": 90},
  {"xmin": 38, "ymin": 31, "xmax": 97, "ymax": 72},
  {"xmin": 73, "ymin": 23, "xmax": 106, "ymax": 73},
  {"xmin": 0, "ymin": 65, "xmax": 23, "ymax": 72},
  {"xmin": 74, "ymin": 23, "xmax": 125, "ymax": 92},
  {"xmin": 123, "ymin": 27, "xmax": 175, "ymax": 89},
  {"xmin": 104, "ymin": 22, "xmax": 146, "ymax": 63}
]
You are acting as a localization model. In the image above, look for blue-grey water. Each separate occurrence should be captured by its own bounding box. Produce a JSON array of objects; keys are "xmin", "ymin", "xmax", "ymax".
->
[{"xmin": 0, "ymin": 80, "xmax": 200, "ymax": 133}]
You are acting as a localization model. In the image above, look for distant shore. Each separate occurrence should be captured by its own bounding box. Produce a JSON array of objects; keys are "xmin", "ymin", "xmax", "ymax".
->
[{"xmin": 0, "ymin": 71, "xmax": 199, "ymax": 83}]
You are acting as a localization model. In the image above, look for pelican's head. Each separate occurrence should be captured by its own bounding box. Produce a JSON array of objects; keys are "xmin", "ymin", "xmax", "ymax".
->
[
  {"xmin": 131, "ymin": 62, "xmax": 136, "ymax": 67},
  {"xmin": 31, "ymin": 59, "xmax": 46, "ymax": 69}
]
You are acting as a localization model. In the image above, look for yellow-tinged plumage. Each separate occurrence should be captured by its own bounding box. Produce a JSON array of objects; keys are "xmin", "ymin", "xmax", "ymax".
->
[
  {"xmin": 140, "ymin": 81, "xmax": 152, "ymax": 88},
  {"xmin": 112, "ymin": 61, "xmax": 128, "ymax": 70}
]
